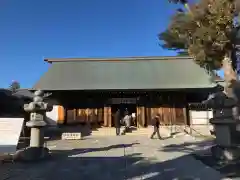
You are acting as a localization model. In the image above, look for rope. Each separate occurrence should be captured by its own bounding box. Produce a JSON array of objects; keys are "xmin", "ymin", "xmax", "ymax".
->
[{"xmin": 160, "ymin": 122, "xmax": 214, "ymax": 139}]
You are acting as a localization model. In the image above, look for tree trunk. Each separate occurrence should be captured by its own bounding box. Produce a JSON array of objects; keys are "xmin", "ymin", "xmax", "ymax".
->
[
  {"xmin": 222, "ymin": 53, "xmax": 237, "ymax": 97},
  {"xmin": 222, "ymin": 52, "xmax": 239, "ymax": 120}
]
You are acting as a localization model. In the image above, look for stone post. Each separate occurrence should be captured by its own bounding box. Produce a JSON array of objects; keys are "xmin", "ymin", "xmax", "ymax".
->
[{"xmin": 15, "ymin": 90, "xmax": 53, "ymax": 162}]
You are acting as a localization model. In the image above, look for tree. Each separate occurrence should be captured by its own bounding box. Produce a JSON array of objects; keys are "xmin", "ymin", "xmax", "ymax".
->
[
  {"xmin": 160, "ymin": 0, "xmax": 240, "ymax": 98},
  {"xmin": 168, "ymin": 0, "xmax": 191, "ymax": 13},
  {"xmin": 9, "ymin": 80, "xmax": 20, "ymax": 93}
]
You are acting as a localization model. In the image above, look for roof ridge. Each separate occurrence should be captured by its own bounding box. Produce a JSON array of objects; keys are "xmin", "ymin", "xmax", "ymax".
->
[{"xmin": 44, "ymin": 56, "xmax": 193, "ymax": 63}]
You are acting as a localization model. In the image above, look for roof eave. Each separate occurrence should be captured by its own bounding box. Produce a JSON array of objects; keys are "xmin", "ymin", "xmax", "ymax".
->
[
  {"xmin": 44, "ymin": 56, "xmax": 193, "ymax": 63},
  {"xmin": 32, "ymin": 85, "xmax": 217, "ymax": 92}
]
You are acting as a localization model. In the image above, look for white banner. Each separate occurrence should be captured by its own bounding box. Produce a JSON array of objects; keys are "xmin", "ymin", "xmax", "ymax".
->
[{"xmin": 0, "ymin": 118, "xmax": 24, "ymax": 153}]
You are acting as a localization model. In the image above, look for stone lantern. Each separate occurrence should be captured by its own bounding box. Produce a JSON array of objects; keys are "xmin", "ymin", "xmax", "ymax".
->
[
  {"xmin": 16, "ymin": 90, "xmax": 53, "ymax": 161},
  {"xmin": 204, "ymin": 91, "xmax": 240, "ymax": 161}
]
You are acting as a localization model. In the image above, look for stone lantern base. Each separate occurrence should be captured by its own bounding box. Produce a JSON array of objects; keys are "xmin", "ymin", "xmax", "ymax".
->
[
  {"xmin": 211, "ymin": 145, "xmax": 240, "ymax": 161},
  {"xmin": 210, "ymin": 118, "xmax": 240, "ymax": 161},
  {"xmin": 13, "ymin": 147, "xmax": 50, "ymax": 162}
]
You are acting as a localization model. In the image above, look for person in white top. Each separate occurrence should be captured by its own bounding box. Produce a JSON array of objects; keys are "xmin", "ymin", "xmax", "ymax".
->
[
  {"xmin": 121, "ymin": 110, "xmax": 131, "ymax": 135},
  {"xmin": 131, "ymin": 112, "xmax": 136, "ymax": 126}
]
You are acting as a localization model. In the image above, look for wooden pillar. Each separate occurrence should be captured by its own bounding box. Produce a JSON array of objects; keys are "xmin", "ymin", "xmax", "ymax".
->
[
  {"xmin": 93, "ymin": 108, "xmax": 98, "ymax": 123},
  {"xmin": 107, "ymin": 107, "xmax": 112, "ymax": 127},
  {"xmin": 57, "ymin": 106, "xmax": 65, "ymax": 125},
  {"xmin": 145, "ymin": 107, "xmax": 152, "ymax": 126},
  {"xmin": 73, "ymin": 109, "xmax": 77, "ymax": 121},
  {"xmin": 103, "ymin": 106, "xmax": 111, "ymax": 127},
  {"xmin": 172, "ymin": 105, "xmax": 177, "ymax": 125},
  {"xmin": 183, "ymin": 107, "xmax": 188, "ymax": 125},
  {"xmin": 103, "ymin": 107, "xmax": 108, "ymax": 127},
  {"xmin": 137, "ymin": 106, "xmax": 145, "ymax": 128},
  {"xmin": 97, "ymin": 108, "xmax": 103, "ymax": 123},
  {"xmin": 89, "ymin": 108, "xmax": 94, "ymax": 123},
  {"xmin": 63, "ymin": 107, "xmax": 68, "ymax": 125}
]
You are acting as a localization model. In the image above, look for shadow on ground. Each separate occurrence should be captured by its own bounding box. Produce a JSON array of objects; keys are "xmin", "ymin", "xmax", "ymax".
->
[
  {"xmin": 0, "ymin": 142, "xmax": 218, "ymax": 180},
  {"xmin": 52, "ymin": 143, "xmax": 140, "ymax": 156},
  {"xmin": 160, "ymin": 139, "xmax": 240, "ymax": 179},
  {"xmin": 193, "ymin": 153, "xmax": 240, "ymax": 179},
  {"xmin": 161, "ymin": 139, "xmax": 214, "ymax": 153}
]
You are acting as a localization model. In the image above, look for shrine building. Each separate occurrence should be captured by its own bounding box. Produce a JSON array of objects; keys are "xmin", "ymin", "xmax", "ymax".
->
[{"xmin": 33, "ymin": 56, "xmax": 221, "ymax": 128}]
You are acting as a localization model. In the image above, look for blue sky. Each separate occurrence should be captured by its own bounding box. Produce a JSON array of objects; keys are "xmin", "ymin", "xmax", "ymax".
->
[{"xmin": 0, "ymin": 0, "xmax": 223, "ymax": 88}]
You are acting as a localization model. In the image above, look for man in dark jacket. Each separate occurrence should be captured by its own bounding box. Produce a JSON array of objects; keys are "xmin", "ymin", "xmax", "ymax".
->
[
  {"xmin": 114, "ymin": 109, "xmax": 121, "ymax": 136},
  {"xmin": 150, "ymin": 113, "xmax": 162, "ymax": 139}
]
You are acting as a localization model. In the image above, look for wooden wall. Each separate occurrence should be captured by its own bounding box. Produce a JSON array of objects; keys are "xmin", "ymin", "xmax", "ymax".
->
[
  {"xmin": 144, "ymin": 106, "xmax": 187, "ymax": 126},
  {"xmin": 141, "ymin": 92, "xmax": 187, "ymax": 126},
  {"xmin": 65, "ymin": 108, "xmax": 104, "ymax": 126},
  {"xmin": 63, "ymin": 92, "xmax": 188, "ymax": 127}
]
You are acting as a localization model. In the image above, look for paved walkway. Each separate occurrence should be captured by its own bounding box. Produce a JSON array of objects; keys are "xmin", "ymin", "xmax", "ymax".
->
[{"xmin": 0, "ymin": 135, "xmax": 229, "ymax": 180}]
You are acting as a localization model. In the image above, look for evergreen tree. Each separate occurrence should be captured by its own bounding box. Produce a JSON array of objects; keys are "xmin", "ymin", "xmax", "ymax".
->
[
  {"xmin": 160, "ymin": 0, "xmax": 240, "ymax": 98},
  {"xmin": 9, "ymin": 80, "xmax": 20, "ymax": 93}
]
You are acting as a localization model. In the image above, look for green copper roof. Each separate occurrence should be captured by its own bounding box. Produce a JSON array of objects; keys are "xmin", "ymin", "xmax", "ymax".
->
[{"xmin": 33, "ymin": 56, "xmax": 217, "ymax": 91}]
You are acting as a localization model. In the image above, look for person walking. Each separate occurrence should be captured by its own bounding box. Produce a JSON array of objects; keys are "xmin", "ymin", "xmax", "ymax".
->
[
  {"xmin": 131, "ymin": 112, "xmax": 136, "ymax": 126},
  {"xmin": 121, "ymin": 110, "xmax": 131, "ymax": 135},
  {"xmin": 114, "ymin": 109, "xmax": 121, "ymax": 136},
  {"xmin": 150, "ymin": 113, "xmax": 162, "ymax": 139}
]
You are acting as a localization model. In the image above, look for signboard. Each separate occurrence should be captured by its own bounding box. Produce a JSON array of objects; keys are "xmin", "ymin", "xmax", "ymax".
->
[
  {"xmin": 0, "ymin": 118, "xmax": 24, "ymax": 154},
  {"xmin": 110, "ymin": 98, "xmax": 139, "ymax": 104},
  {"xmin": 62, "ymin": 132, "xmax": 81, "ymax": 140}
]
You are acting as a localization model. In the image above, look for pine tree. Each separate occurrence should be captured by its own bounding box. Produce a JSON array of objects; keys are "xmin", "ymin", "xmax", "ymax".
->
[
  {"xmin": 160, "ymin": 0, "xmax": 240, "ymax": 98},
  {"xmin": 9, "ymin": 80, "xmax": 20, "ymax": 93}
]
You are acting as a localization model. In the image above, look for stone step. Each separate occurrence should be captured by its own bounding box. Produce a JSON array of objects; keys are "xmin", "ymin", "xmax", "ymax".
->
[
  {"xmin": 90, "ymin": 127, "xmax": 175, "ymax": 137},
  {"xmin": 47, "ymin": 125, "xmax": 212, "ymax": 138}
]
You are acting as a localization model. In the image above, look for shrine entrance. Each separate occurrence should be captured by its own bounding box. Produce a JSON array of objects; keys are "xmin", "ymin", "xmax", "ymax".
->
[
  {"xmin": 110, "ymin": 97, "xmax": 137, "ymax": 127},
  {"xmin": 59, "ymin": 91, "xmax": 189, "ymax": 128},
  {"xmin": 111, "ymin": 104, "xmax": 137, "ymax": 127}
]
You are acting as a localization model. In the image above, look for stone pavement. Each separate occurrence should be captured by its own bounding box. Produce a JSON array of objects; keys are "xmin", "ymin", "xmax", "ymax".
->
[{"xmin": 0, "ymin": 135, "xmax": 230, "ymax": 180}]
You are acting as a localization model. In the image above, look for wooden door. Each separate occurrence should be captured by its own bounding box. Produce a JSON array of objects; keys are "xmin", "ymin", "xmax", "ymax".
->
[
  {"xmin": 66, "ymin": 109, "xmax": 76, "ymax": 124},
  {"xmin": 86, "ymin": 108, "xmax": 94, "ymax": 123},
  {"xmin": 145, "ymin": 107, "xmax": 152, "ymax": 126},
  {"xmin": 174, "ymin": 108, "xmax": 186, "ymax": 125},
  {"xmin": 75, "ymin": 109, "xmax": 86, "ymax": 123},
  {"xmin": 161, "ymin": 107, "xmax": 169, "ymax": 125},
  {"xmin": 172, "ymin": 93, "xmax": 187, "ymax": 125}
]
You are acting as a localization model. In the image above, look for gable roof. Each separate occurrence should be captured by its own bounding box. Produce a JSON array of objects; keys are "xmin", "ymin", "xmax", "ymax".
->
[{"xmin": 33, "ymin": 56, "xmax": 217, "ymax": 91}]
